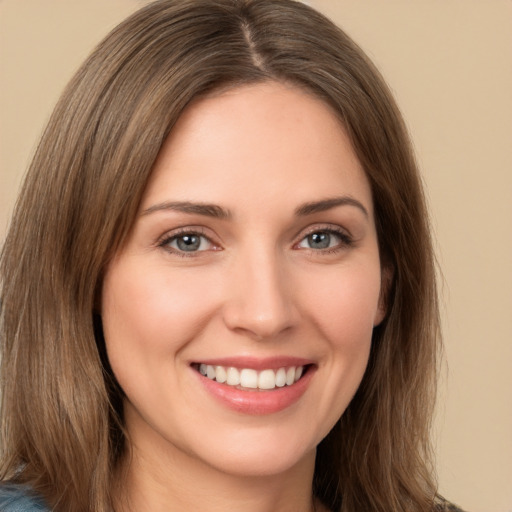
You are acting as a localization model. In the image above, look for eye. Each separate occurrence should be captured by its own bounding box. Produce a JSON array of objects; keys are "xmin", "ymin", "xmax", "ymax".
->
[
  {"xmin": 296, "ymin": 228, "xmax": 352, "ymax": 251},
  {"xmin": 159, "ymin": 230, "xmax": 217, "ymax": 255}
]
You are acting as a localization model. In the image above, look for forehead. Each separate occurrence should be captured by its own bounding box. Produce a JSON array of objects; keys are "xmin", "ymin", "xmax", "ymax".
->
[{"xmin": 141, "ymin": 81, "xmax": 373, "ymax": 217}]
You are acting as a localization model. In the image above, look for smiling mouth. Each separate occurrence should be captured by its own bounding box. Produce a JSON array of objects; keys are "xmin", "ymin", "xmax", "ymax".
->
[{"xmin": 192, "ymin": 363, "xmax": 311, "ymax": 391}]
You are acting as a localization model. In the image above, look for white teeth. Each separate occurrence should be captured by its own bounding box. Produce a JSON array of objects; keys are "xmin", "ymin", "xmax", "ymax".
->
[
  {"xmin": 206, "ymin": 365, "xmax": 216, "ymax": 380},
  {"xmin": 215, "ymin": 366, "xmax": 227, "ymax": 383},
  {"xmin": 240, "ymin": 369, "xmax": 258, "ymax": 388},
  {"xmin": 226, "ymin": 367, "xmax": 240, "ymax": 386},
  {"xmin": 197, "ymin": 364, "xmax": 306, "ymax": 390},
  {"xmin": 258, "ymin": 369, "xmax": 276, "ymax": 390},
  {"xmin": 275, "ymin": 367, "xmax": 286, "ymax": 387},
  {"xmin": 285, "ymin": 367, "xmax": 296, "ymax": 386}
]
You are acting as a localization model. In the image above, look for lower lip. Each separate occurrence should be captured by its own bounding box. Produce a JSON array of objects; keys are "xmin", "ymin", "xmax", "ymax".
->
[{"xmin": 195, "ymin": 367, "xmax": 315, "ymax": 415}]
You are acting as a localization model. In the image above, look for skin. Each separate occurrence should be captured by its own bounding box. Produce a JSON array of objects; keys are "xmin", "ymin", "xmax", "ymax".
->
[{"xmin": 101, "ymin": 81, "xmax": 385, "ymax": 512}]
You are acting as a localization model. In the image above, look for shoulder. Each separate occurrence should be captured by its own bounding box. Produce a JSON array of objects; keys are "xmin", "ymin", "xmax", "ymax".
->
[
  {"xmin": 435, "ymin": 496, "xmax": 467, "ymax": 512},
  {"xmin": 0, "ymin": 483, "xmax": 50, "ymax": 512}
]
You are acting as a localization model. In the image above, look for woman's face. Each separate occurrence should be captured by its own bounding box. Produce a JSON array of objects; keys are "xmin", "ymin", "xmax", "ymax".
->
[{"xmin": 101, "ymin": 82, "xmax": 385, "ymax": 478}]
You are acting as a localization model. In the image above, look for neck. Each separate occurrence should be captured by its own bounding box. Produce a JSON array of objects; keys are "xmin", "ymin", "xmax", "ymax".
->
[{"xmin": 115, "ymin": 434, "xmax": 319, "ymax": 512}]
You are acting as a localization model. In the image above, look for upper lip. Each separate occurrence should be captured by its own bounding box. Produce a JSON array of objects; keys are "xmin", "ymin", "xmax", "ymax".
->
[{"xmin": 190, "ymin": 356, "xmax": 315, "ymax": 371}]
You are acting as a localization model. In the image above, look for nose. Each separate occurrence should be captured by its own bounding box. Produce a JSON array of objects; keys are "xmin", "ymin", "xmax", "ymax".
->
[{"xmin": 222, "ymin": 249, "xmax": 299, "ymax": 340}]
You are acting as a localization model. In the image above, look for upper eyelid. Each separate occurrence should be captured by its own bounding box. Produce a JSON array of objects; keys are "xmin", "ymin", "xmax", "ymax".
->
[
  {"xmin": 155, "ymin": 223, "xmax": 352, "ymax": 249},
  {"xmin": 157, "ymin": 234, "xmax": 209, "ymax": 254},
  {"xmin": 294, "ymin": 223, "xmax": 352, "ymax": 240},
  {"xmin": 157, "ymin": 226, "xmax": 212, "ymax": 244},
  {"xmin": 293, "ymin": 224, "xmax": 354, "ymax": 251},
  {"xmin": 157, "ymin": 230, "xmax": 219, "ymax": 257}
]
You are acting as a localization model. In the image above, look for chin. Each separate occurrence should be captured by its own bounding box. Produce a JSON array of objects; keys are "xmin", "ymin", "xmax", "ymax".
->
[
  {"xmin": 206, "ymin": 443, "xmax": 316, "ymax": 479},
  {"xmin": 178, "ymin": 418, "xmax": 325, "ymax": 479}
]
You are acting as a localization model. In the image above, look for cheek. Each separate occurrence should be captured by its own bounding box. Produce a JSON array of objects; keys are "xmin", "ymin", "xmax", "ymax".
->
[
  {"xmin": 100, "ymin": 261, "xmax": 220, "ymax": 377},
  {"xmin": 306, "ymin": 265, "xmax": 380, "ymax": 425},
  {"xmin": 303, "ymin": 261, "xmax": 382, "ymax": 348}
]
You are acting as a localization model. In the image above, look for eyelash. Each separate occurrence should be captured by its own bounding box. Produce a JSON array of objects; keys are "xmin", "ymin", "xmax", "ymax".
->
[
  {"xmin": 157, "ymin": 227, "xmax": 217, "ymax": 258},
  {"xmin": 295, "ymin": 226, "xmax": 354, "ymax": 255},
  {"xmin": 157, "ymin": 225, "xmax": 354, "ymax": 258}
]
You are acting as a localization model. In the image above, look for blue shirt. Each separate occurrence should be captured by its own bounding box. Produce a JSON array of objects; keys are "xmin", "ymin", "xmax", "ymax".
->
[{"xmin": 0, "ymin": 484, "xmax": 49, "ymax": 512}]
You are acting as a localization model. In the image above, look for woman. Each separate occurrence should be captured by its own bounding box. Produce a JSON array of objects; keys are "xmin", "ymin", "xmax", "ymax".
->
[{"xmin": 0, "ymin": 1, "xmax": 463, "ymax": 511}]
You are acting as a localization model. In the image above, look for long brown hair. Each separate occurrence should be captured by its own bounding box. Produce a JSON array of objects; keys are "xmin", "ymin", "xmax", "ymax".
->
[{"xmin": 0, "ymin": 1, "xmax": 440, "ymax": 510}]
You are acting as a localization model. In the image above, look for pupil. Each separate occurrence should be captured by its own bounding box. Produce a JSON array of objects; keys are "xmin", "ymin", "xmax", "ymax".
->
[
  {"xmin": 309, "ymin": 232, "xmax": 330, "ymax": 249},
  {"xmin": 177, "ymin": 235, "xmax": 200, "ymax": 251}
]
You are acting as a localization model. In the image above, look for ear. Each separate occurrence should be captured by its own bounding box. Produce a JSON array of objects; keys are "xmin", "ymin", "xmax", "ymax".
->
[{"xmin": 374, "ymin": 264, "xmax": 394, "ymax": 326}]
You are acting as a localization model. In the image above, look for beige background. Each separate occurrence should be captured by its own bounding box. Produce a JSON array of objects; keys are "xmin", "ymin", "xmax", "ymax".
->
[{"xmin": 1, "ymin": 1, "xmax": 511, "ymax": 511}]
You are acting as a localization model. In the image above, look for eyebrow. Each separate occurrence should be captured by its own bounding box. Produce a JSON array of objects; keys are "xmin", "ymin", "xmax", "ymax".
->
[
  {"xmin": 141, "ymin": 195, "xmax": 368, "ymax": 220},
  {"xmin": 295, "ymin": 196, "xmax": 369, "ymax": 218},
  {"xmin": 141, "ymin": 201, "xmax": 231, "ymax": 219}
]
